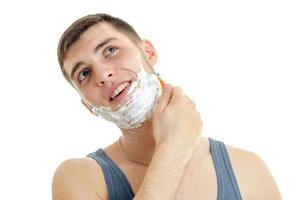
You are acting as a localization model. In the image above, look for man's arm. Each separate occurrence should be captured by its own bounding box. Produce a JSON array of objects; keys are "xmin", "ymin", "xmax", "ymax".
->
[
  {"xmin": 133, "ymin": 142, "xmax": 195, "ymax": 200},
  {"xmin": 52, "ymin": 85, "xmax": 202, "ymax": 200},
  {"xmin": 134, "ymin": 85, "xmax": 202, "ymax": 200}
]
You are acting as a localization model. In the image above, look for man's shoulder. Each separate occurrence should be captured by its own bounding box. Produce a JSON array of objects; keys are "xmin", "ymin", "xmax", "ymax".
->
[
  {"xmin": 225, "ymin": 143, "xmax": 259, "ymax": 165},
  {"xmin": 225, "ymin": 143, "xmax": 272, "ymax": 176},
  {"xmin": 53, "ymin": 157, "xmax": 102, "ymax": 178},
  {"xmin": 225, "ymin": 143, "xmax": 282, "ymax": 199},
  {"xmin": 52, "ymin": 157, "xmax": 107, "ymax": 200}
]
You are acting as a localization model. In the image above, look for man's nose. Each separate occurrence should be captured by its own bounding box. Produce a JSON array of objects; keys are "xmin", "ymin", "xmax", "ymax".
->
[{"xmin": 95, "ymin": 67, "xmax": 115, "ymax": 86}]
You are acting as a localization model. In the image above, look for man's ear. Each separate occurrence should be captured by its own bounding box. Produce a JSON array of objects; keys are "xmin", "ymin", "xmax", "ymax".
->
[
  {"xmin": 81, "ymin": 99, "xmax": 94, "ymax": 114},
  {"xmin": 141, "ymin": 39, "xmax": 157, "ymax": 65}
]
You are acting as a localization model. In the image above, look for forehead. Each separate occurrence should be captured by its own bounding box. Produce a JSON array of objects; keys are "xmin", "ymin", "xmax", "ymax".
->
[{"xmin": 63, "ymin": 22, "xmax": 135, "ymax": 77}]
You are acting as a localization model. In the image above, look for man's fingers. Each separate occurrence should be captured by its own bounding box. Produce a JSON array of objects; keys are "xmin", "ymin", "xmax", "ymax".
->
[
  {"xmin": 169, "ymin": 87, "xmax": 183, "ymax": 106},
  {"xmin": 184, "ymin": 95, "xmax": 196, "ymax": 107}
]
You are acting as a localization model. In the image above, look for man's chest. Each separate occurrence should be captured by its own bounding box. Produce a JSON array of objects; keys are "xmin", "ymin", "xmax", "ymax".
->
[
  {"xmin": 124, "ymin": 154, "xmax": 218, "ymax": 200},
  {"xmin": 125, "ymin": 152, "xmax": 251, "ymax": 200},
  {"xmin": 174, "ymin": 154, "xmax": 218, "ymax": 200}
]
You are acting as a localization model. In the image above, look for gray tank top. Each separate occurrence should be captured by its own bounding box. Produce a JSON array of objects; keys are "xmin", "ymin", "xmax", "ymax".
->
[{"xmin": 87, "ymin": 137, "xmax": 243, "ymax": 200}]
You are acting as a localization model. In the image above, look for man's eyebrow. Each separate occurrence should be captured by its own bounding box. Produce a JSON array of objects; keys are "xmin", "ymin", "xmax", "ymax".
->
[
  {"xmin": 69, "ymin": 37, "xmax": 118, "ymax": 80},
  {"xmin": 94, "ymin": 37, "xmax": 118, "ymax": 53}
]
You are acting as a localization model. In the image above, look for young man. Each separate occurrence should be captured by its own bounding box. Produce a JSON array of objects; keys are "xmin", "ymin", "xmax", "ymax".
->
[{"xmin": 52, "ymin": 13, "xmax": 281, "ymax": 200}]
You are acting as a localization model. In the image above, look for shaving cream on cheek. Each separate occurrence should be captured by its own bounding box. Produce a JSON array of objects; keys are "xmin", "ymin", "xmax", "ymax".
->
[{"xmin": 82, "ymin": 64, "xmax": 163, "ymax": 129}]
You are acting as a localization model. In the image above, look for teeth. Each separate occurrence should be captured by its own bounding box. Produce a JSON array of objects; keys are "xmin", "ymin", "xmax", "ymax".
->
[{"xmin": 111, "ymin": 82, "xmax": 130, "ymax": 99}]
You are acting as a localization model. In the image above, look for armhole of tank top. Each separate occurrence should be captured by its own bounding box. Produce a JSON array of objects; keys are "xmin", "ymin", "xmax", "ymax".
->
[
  {"xmin": 87, "ymin": 149, "xmax": 135, "ymax": 199},
  {"xmin": 208, "ymin": 137, "xmax": 225, "ymax": 199},
  {"xmin": 218, "ymin": 141, "xmax": 243, "ymax": 200},
  {"xmin": 99, "ymin": 149, "xmax": 135, "ymax": 198},
  {"xmin": 87, "ymin": 150, "xmax": 115, "ymax": 200}
]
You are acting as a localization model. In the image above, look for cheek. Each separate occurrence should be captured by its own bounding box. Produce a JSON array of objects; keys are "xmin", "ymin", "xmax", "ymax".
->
[
  {"xmin": 81, "ymin": 87, "xmax": 106, "ymax": 107},
  {"xmin": 113, "ymin": 51, "xmax": 140, "ymax": 71}
]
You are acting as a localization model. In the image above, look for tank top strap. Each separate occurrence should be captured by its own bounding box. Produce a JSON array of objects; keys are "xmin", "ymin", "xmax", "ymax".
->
[
  {"xmin": 87, "ymin": 148, "xmax": 134, "ymax": 200},
  {"xmin": 208, "ymin": 137, "xmax": 243, "ymax": 200}
]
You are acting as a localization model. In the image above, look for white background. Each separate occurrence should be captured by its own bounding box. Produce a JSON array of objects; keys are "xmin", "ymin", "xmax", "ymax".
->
[{"xmin": 0, "ymin": 0, "xmax": 299, "ymax": 199}]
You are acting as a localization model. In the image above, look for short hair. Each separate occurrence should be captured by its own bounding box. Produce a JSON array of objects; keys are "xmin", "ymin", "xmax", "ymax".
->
[{"xmin": 57, "ymin": 13, "xmax": 142, "ymax": 83}]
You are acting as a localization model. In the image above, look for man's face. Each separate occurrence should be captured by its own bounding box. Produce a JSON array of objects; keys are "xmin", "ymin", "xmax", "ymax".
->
[{"xmin": 63, "ymin": 22, "xmax": 156, "ymax": 110}]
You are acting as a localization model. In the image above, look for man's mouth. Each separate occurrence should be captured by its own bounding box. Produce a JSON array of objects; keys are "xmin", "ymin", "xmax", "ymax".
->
[{"xmin": 109, "ymin": 80, "xmax": 132, "ymax": 103}]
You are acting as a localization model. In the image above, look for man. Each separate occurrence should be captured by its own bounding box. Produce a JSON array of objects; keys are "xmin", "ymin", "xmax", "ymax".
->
[{"xmin": 52, "ymin": 13, "xmax": 281, "ymax": 200}]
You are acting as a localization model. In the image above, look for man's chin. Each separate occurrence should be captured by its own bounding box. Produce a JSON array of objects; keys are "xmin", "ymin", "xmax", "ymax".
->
[{"xmin": 118, "ymin": 115, "xmax": 154, "ymax": 131}]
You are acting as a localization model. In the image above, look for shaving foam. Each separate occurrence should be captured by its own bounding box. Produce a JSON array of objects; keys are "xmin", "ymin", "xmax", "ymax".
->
[{"xmin": 81, "ymin": 63, "xmax": 163, "ymax": 129}]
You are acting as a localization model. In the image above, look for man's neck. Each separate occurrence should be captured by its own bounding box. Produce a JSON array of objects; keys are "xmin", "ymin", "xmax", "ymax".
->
[
  {"xmin": 118, "ymin": 117, "xmax": 208, "ymax": 166},
  {"xmin": 119, "ymin": 116, "xmax": 156, "ymax": 165}
]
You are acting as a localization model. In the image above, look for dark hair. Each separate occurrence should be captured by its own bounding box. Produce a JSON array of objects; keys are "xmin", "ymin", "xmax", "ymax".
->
[{"xmin": 57, "ymin": 13, "xmax": 142, "ymax": 83}]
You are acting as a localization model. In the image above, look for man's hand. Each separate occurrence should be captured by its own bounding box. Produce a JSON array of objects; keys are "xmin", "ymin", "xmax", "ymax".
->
[{"xmin": 153, "ymin": 84, "xmax": 203, "ymax": 151}]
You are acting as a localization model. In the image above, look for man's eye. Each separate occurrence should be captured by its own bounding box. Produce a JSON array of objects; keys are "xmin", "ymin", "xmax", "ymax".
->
[
  {"xmin": 78, "ymin": 69, "xmax": 91, "ymax": 82},
  {"xmin": 104, "ymin": 47, "xmax": 118, "ymax": 57}
]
